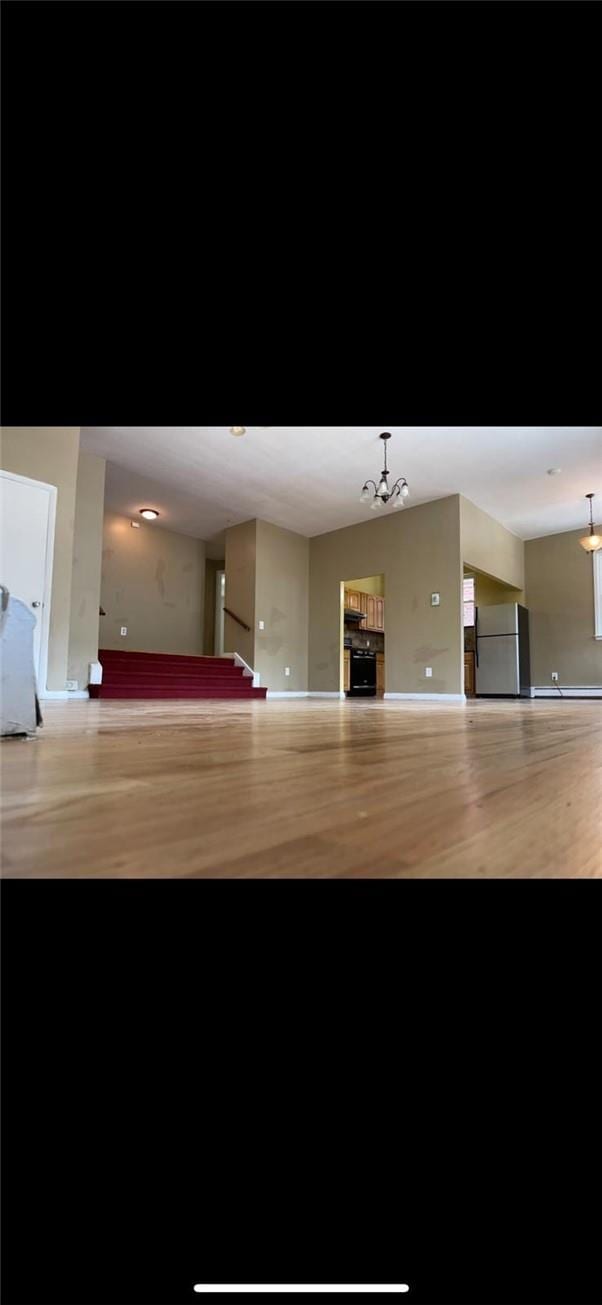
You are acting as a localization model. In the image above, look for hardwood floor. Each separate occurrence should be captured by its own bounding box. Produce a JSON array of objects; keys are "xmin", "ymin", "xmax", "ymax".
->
[{"xmin": 2, "ymin": 698, "xmax": 601, "ymax": 877}]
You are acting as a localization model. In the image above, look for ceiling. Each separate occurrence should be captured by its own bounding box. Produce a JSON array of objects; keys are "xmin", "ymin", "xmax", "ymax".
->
[{"xmin": 80, "ymin": 426, "xmax": 602, "ymax": 543}]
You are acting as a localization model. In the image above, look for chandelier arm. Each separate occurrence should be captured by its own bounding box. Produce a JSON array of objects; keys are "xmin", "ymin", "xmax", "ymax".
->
[
  {"xmin": 390, "ymin": 478, "xmax": 407, "ymax": 493},
  {"xmin": 363, "ymin": 479, "xmax": 378, "ymax": 492}
]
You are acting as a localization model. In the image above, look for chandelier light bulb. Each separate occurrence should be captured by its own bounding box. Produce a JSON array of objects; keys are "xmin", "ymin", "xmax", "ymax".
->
[
  {"xmin": 400, "ymin": 483, "xmax": 410, "ymax": 498},
  {"xmin": 371, "ymin": 496, "xmax": 384, "ymax": 511},
  {"xmin": 360, "ymin": 486, "xmax": 371, "ymax": 503}
]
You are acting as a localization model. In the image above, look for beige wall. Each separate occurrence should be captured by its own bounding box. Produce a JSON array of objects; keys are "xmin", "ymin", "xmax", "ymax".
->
[
  {"xmin": 309, "ymin": 496, "xmax": 463, "ymax": 695},
  {"xmin": 255, "ymin": 520, "xmax": 309, "ymax": 692},
  {"xmin": 346, "ymin": 574, "xmax": 385, "ymax": 596},
  {"xmin": 224, "ymin": 520, "xmax": 256, "ymax": 666},
  {"xmin": 461, "ymin": 495, "xmax": 524, "ymax": 591},
  {"xmin": 100, "ymin": 511, "xmax": 205, "ymax": 654},
  {"xmin": 525, "ymin": 529, "xmax": 602, "ymax": 686},
  {"xmin": 1, "ymin": 425, "xmax": 81, "ymax": 689},
  {"xmin": 464, "ymin": 567, "xmax": 524, "ymax": 607},
  {"xmin": 68, "ymin": 451, "xmax": 106, "ymax": 687}
]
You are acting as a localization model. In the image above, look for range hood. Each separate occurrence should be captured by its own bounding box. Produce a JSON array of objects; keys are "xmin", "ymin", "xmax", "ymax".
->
[{"xmin": 344, "ymin": 608, "xmax": 366, "ymax": 623}]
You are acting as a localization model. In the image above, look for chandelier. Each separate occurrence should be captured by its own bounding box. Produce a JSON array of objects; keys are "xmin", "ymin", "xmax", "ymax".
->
[
  {"xmin": 579, "ymin": 493, "xmax": 602, "ymax": 552},
  {"xmin": 360, "ymin": 432, "xmax": 409, "ymax": 510}
]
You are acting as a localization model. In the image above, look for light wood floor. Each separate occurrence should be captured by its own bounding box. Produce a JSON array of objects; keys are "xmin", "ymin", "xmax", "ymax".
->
[{"xmin": 2, "ymin": 698, "xmax": 601, "ymax": 877}]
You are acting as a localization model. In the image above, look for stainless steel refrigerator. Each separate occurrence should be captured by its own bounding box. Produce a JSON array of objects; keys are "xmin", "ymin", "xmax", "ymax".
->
[{"xmin": 475, "ymin": 602, "xmax": 531, "ymax": 697}]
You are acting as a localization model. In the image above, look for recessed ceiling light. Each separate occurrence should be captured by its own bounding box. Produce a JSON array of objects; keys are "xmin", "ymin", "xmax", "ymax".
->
[
  {"xmin": 230, "ymin": 426, "xmax": 246, "ymax": 436},
  {"xmin": 139, "ymin": 508, "xmax": 160, "ymax": 520},
  {"xmin": 547, "ymin": 467, "xmax": 562, "ymax": 475}
]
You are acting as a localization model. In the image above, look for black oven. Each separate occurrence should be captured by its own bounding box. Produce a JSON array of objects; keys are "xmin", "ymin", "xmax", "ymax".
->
[{"xmin": 349, "ymin": 649, "xmax": 376, "ymax": 696}]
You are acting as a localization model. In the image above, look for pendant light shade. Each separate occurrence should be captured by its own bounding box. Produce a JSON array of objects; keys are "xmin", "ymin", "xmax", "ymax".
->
[{"xmin": 579, "ymin": 494, "xmax": 602, "ymax": 552}]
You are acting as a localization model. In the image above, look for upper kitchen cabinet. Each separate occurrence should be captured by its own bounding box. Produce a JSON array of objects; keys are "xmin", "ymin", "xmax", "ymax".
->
[{"xmin": 345, "ymin": 588, "xmax": 385, "ymax": 631}]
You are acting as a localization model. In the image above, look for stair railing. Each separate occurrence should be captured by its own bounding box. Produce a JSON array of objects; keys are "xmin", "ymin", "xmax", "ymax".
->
[{"xmin": 223, "ymin": 606, "xmax": 251, "ymax": 632}]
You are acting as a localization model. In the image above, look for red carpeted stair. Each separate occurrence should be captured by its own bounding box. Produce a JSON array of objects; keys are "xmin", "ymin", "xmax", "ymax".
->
[{"xmin": 92, "ymin": 650, "xmax": 267, "ymax": 700}]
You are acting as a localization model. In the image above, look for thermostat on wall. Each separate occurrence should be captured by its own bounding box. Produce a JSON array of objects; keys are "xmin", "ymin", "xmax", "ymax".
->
[{"xmin": 431, "ymin": 593, "xmax": 440, "ymax": 606}]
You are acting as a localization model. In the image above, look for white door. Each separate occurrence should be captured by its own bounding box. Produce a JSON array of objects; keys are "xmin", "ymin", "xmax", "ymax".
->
[{"xmin": 0, "ymin": 471, "xmax": 56, "ymax": 690}]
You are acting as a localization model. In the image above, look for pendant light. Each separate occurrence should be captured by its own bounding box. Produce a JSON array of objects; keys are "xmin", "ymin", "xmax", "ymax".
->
[
  {"xmin": 579, "ymin": 493, "xmax": 602, "ymax": 552},
  {"xmin": 360, "ymin": 433, "xmax": 409, "ymax": 509}
]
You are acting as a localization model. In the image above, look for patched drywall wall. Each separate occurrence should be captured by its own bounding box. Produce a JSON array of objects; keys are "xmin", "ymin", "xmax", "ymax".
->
[
  {"xmin": 460, "ymin": 496, "xmax": 524, "ymax": 591},
  {"xmin": 68, "ymin": 451, "xmax": 106, "ymax": 688},
  {"xmin": 255, "ymin": 520, "xmax": 309, "ymax": 692},
  {"xmin": 525, "ymin": 528, "xmax": 602, "ymax": 686},
  {"xmin": 100, "ymin": 511, "xmax": 205, "ymax": 654},
  {"xmin": 1, "ymin": 425, "xmax": 81, "ymax": 689},
  {"xmin": 309, "ymin": 496, "xmax": 463, "ymax": 695}
]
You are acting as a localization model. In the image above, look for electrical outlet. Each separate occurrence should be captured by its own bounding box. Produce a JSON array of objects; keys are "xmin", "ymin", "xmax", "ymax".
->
[
  {"xmin": 425, "ymin": 667, "xmax": 433, "ymax": 678},
  {"xmin": 258, "ymin": 620, "xmax": 265, "ymax": 631},
  {"xmin": 66, "ymin": 680, "xmax": 78, "ymax": 692},
  {"xmin": 121, "ymin": 627, "xmax": 127, "ymax": 637},
  {"xmin": 285, "ymin": 667, "xmax": 290, "ymax": 677},
  {"xmin": 431, "ymin": 593, "xmax": 440, "ymax": 606},
  {"xmin": 551, "ymin": 672, "xmax": 559, "ymax": 681}
]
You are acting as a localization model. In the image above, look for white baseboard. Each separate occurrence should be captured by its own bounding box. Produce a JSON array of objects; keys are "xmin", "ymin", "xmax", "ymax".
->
[
  {"xmin": 384, "ymin": 692, "xmax": 467, "ymax": 702},
  {"xmin": 267, "ymin": 691, "xmax": 309, "ymax": 699},
  {"xmin": 39, "ymin": 690, "xmax": 90, "ymax": 700},
  {"xmin": 532, "ymin": 686, "xmax": 602, "ymax": 698},
  {"xmin": 307, "ymin": 691, "xmax": 346, "ymax": 699}
]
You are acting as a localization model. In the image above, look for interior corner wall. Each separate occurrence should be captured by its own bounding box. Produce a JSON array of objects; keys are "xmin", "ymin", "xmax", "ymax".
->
[
  {"xmin": 68, "ymin": 450, "xmax": 106, "ymax": 688},
  {"xmin": 460, "ymin": 495, "xmax": 525, "ymax": 591},
  {"xmin": 100, "ymin": 511, "xmax": 206, "ymax": 655},
  {"xmin": 309, "ymin": 495, "xmax": 463, "ymax": 695},
  {"xmin": 525, "ymin": 528, "xmax": 602, "ymax": 686},
  {"xmin": 1, "ymin": 425, "xmax": 81, "ymax": 690},
  {"xmin": 255, "ymin": 520, "xmax": 309, "ymax": 692},
  {"xmin": 464, "ymin": 569, "xmax": 524, "ymax": 607}
]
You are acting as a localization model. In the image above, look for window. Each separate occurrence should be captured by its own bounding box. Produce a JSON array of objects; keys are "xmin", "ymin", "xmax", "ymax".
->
[
  {"xmin": 463, "ymin": 576, "xmax": 475, "ymax": 627},
  {"xmin": 595, "ymin": 549, "xmax": 602, "ymax": 639}
]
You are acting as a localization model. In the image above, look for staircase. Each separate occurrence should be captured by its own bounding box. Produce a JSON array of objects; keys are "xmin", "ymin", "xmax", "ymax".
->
[{"xmin": 92, "ymin": 650, "xmax": 267, "ymax": 700}]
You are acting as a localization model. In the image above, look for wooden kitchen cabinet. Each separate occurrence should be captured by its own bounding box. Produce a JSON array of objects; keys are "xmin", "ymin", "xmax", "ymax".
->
[
  {"xmin": 345, "ymin": 589, "xmax": 385, "ymax": 632},
  {"xmin": 376, "ymin": 653, "xmax": 385, "ymax": 693},
  {"xmin": 343, "ymin": 649, "xmax": 351, "ymax": 692}
]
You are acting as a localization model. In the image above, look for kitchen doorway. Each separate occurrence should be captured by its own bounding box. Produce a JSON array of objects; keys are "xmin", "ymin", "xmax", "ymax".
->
[{"xmin": 341, "ymin": 574, "xmax": 385, "ymax": 697}]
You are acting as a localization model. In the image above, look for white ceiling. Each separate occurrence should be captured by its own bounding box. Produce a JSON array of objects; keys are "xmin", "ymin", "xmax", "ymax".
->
[{"xmin": 80, "ymin": 426, "xmax": 602, "ymax": 543}]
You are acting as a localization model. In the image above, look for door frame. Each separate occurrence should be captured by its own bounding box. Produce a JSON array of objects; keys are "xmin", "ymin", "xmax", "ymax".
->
[
  {"xmin": 214, "ymin": 569, "xmax": 226, "ymax": 656},
  {"xmin": 0, "ymin": 469, "xmax": 57, "ymax": 693}
]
